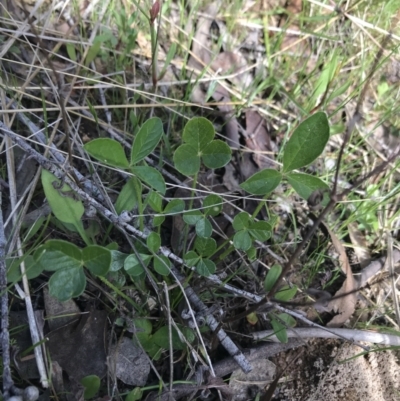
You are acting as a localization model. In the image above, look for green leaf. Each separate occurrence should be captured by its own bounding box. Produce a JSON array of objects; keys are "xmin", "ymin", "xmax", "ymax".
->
[
  {"xmin": 308, "ymin": 53, "xmax": 338, "ymax": 109},
  {"xmin": 115, "ymin": 177, "xmax": 141, "ymax": 214},
  {"xmin": 153, "ymin": 255, "xmax": 171, "ymax": 276},
  {"xmin": 196, "ymin": 258, "xmax": 216, "ymax": 276},
  {"xmin": 183, "ymin": 117, "xmax": 214, "ymax": 151},
  {"xmin": 84, "ymin": 41, "xmax": 101, "ymax": 66},
  {"xmin": 153, "ymin": 215, "xmax": 165, "ymax": 227},
  {"xmin": 147, "ymin": 232, "xmax": 161, "ymax": 253},
  {"xmin": 203, "ymin": 194, "xmax": 223, "ymax": 216},
  {"xmin": 286, "ymin": 172, "xmax": 329, "ymax": 202},
  {"xmin": 43, "ymin": 240, "xmax": 82, "ymax": 260},
  {"xmin": 183, "ymin": 251, "xmax": 200, "ymax": 267},
  {"xmin": 174, "ymin": 117, "xmax": 231, "ymax": 175},
  {"xmin": 131, "ymin": 165, "xmax": 166, "ymax": 194},
  {"xmin": 173, "ymin": 144, "xmax": 200, "ymax": 175},
  {"xmin": 66, "ymin": 43, "xmax": 77, "ymax": 62},
  {"xmin": 133, "ymin": 318, "xmax": 152, "ymax": 335},
  {"xmin": 159, "ymin": 42, "xmax": 177, "ymax": 79},
  {"xmin": 7, "ymin": 255, "xmax": 44, "ymax": 284},
  {"xmin": 240, "ymin": 169, "xmax": 282, "ymax": 195},
  {"xmin": 130, "ymin": 117, "xmax": 163, "ymax": 165},
  {"xmin": 41, "ymin": 170, "xmax": 85, "ymax": 225},
  {"xmin": 124, "ymin": 254, "xmax": 152, "ymax": 276},
  {"xmin": 164, "ymin": 199, "xmax": 185, "ymax": 215},
  {"xmin": 275, "ymin": 285, "xmax": 298, "ymax": 302},
  {"xmin": 183, "ymin": 210, "xmax": 202, "ymax": 225},
  {"xmin": 152, "ymin": 325, "xmax": 194, "ymax": 350},
  {"xmin": 110, "ymin": 250, "xmax": 128, "ymax": 272},
  {"xmin": 276, "ymin": 313, "xmax": 296, "ymax": 327},
  {"xmin": 233, "ymin": 230, "xmax": 252, "ymax": 251},
  {"xmin": 264, "ymin": 264, "xmax": 282, "ymax": 292},
  {"xmin": 126, "ymin": 388, "xmax": 143, "ymax": 401},
  {"xmin": 270, "ymin": 317, "xmax": 288, "ymax": 343},
  {"xmin": 202, "ymin": 140, "xmax": 232, "ymax": 169},
  {"xmin": 195, "ymin": 218, "xmax": 212, "ymax": 238},
  {"xmin": 232, "ymin": 212, "xmax": 251, "ymax": 230},
  {"xmin": 35, "ymin": 243, "xmax": 82, "ymax": 272},
  {"xmin": 249, "ymin": 221, "xmax": 271, "ymax": 241},
  {"xmin": 81, "ymin": 375, "xmax": 100, "ymax": 399},
  {"xmin": 282, "ymin": 112, "xmax": 330, "ymax": 172},
  {"xmin": 148, "ymin": 191, "xmax": 163, "ymax": 213},
  {"xmin": 49, "ymin": 267, "xmax": 86, "ymax": 302},
  {"xmin": 84, "ymin": 138, "xmax": 129, "ymax": 168},
  {"xmin": 82, "ymin": 245, "xmax": 111, "ymax": 276},
  {"xmin": 246, "ymin": 246, "xmax": 257, "ymax": 261},
  {"xmin": 194, "ymin": 237, "xmax": 217, "ymax": 257}
]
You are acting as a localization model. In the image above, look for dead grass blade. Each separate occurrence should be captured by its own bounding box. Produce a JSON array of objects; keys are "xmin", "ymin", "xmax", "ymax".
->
[{"xmin": 323, "ymin": 222, "xmax": 357, "ymax": 327}]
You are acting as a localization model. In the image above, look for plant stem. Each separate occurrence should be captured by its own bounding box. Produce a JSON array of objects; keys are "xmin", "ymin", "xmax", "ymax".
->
[{"xmin": 98, "ymin": 275, "xmax": 144, "ymax": 314}]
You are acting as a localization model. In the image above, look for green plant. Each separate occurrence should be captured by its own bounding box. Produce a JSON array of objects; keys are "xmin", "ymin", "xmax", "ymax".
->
[
  {"xmin": 81, "ymin": 375, "xmax": 100, "ymax": 399},
  {"xmin": 35, "ymin": 113, "xmax": 331, "ymax": 343}
]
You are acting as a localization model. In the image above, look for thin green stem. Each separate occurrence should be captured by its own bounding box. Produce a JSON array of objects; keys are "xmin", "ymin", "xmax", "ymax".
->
[
  {"xmin": 98, "ymin": 275, "xmax": 144, "ymax": 314},
  {"xmin": 182, "ymin": 173, "xmax": 198, "ymax": 254}
]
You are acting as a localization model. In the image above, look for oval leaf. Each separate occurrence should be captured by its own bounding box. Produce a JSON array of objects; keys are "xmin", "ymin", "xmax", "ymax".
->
[
  {"xmin": 115, "ymin": 177, "xmax": 141, "ymax": 214},
  {"xmin": 196, "ymin": 258, "xmax": 216, "ymax": 276},
  {"xmin": 43, "ymin": 240, "xmax": 82, "ymax": 260},
  {"xmin": 202, "ymin": 140, "xmax": 232, "ymax": 169},
  {"xmin": 49, "ymin": 267, "xmax": 86, "ymax": 302},
  {"xmin": 264, "ymin": 264, "xmax": 282, "ymax": 292},
  {"xmin": 126, "ymin": 388, "xmax": 143, "ymax": 401},
  {"xmin": 194, "ymin": 237, "xmax": 217, "ymax": 257},
  {"xmin": 131, "ymin": 166, "xmax": 166, "ymax": 194},
  {"xmin": 240, "ymin": 169, "xmax": 282, "ymax": 195},
  {"xmin": 81, "ymin": 375, "xmax": 100, "ymax": 399},
  {"xmin": 173, "ymin": 144, "xmax": 200, "ymax": 176},
  {"xmin": 286, "ymin": 172, "xmax": 329, "ymax": 202},
  {"xmin": 249, "ymin": 221, "xmax": 271, "ymax": 241},
  {"xmin": 41, "ymin": 170, "xmax": 84, "ymax": 225},
  {"xmin": 232, "ymin": 212, "xmax": 251, "ymax": 231},
  {"xmin": 183, "ymin": 251, "xmax": 200, "ymax": 267},
  {"xmin": 183, "ymin": 210, "xmax": 202, "ymax": 225},
  {"xmin": 147, "ymin": 232, "xmax": 161, "ymax": 253},
  {"xmin": 270, "ymin": 317, "xmax": 288, "ymax": 343},
  {"xmin": 164, "ymin": 199, "xmax": 185, "ymax": 215},
  {"xmin": 153, "ymin": 325, "xmax": 194, "ymax": 350},
  {"xmin": 153, "ymin": 255, "xmax": 171, "ymax": 276},
  {"xmin": 110, "ymin": 250, "xmax": 128, "ymax": 272},
  {"xmin": 203, "ymin": 194, "xmax": 223, "ymax": 216},
  {"xmin": 7, "ymin": 255, "xmax": 44, "ymax": 284},
  {"xmin": 276, "ymin": 313, "xmax": 296, "ymax": 328},
  {"xmin": 195, "ymin": 218, "xmax": 212, "ymax": 238},
  {"xmin": 84, "ymin": 138, "xmax": 129, "ymax": 168},
  {"xmin": 183, "ymin": 117, "xmax": 215, "ymax": 151},
  {"xmin": 130, "ymin": 117, "xmax": 163, "ymax": 165},
  {"xmin": 233, "ymin": 230, "xmax": 252, "ymax": 251},
  {"xmin": 283, "ymin": 112, "xmax": 330, "ymax": 172},
  {"xmin": 148, "ymin": 191, "xmax": 163, "ymax": 213},
  {"xmin": 274, "ymin": 285, "xmax": 298, "ymax": 302},
  {"xmin": 36, "ymin": 249, "xmax": 80, "ymax": 272},
  {"xmin": 82, "ymin": 245, "xmax": 111, "ymax": 276},
  {"xmin": 124, "ymin": 254, "xmax": 152, "ymax": 276}
]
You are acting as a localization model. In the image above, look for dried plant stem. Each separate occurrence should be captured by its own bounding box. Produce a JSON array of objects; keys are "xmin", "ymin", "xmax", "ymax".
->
[
  {"xmin": 251, "ymin": 327, "xmax": 400, "ymax": 345},
  {"xmin": 0, "ymin": 188, "xmax": 14, "ymax": 399},
  {"xmin": 4, "ymin": 133, "xmax": 49, "ymax": 388}
]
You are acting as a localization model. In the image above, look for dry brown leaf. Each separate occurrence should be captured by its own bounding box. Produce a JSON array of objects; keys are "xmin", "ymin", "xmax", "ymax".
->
[
  {"xmin": 244, "ymin": 110, "xmax": 274, "ymax": 169},
  {"xmin": 348, "ymin": 222, "xmax": 371, "ymax": 269},
  {"xmin": 323, "ymin": 222, "xmax": 357, "ymax": 327}
]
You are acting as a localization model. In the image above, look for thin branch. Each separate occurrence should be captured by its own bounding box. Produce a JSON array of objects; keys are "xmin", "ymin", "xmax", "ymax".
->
[{"xmin": 251, "ymin": 327, "xmax": 400, "ymax": 346}]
